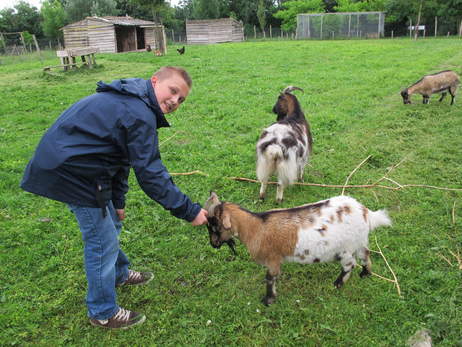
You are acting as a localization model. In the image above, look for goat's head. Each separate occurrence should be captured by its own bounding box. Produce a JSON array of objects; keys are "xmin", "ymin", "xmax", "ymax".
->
[
  {"xmin": 400, "ymin": 89, "xmax": 411, "ymax": 104},
  {"xmin": 204, "ymin": 191, "xmax": 237, "ymax": 255},
  {"xmin": 272, "ymin": 86, "xmax": 304, "ymax": 121}
]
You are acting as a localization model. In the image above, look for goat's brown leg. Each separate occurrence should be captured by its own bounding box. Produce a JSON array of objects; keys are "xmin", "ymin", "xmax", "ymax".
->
[{"xmin": 262, "ymin": 263, "xmax": 281, "ymax": 305}]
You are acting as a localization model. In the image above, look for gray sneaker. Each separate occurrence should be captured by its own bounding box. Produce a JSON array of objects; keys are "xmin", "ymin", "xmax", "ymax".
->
[
  {"xmin": 117, "ymin": 270, "xmax": 154, "ymax": 287},
  {"xmin": 90, "ymin": 307, "xmax": 146, "ymax": 329}
]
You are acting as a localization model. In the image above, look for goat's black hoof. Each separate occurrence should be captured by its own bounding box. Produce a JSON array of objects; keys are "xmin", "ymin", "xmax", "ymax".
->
[
  {"xmin": 262, "ymin": 295, "xmax": 276, "ymax": 306},
  {"xmin": 333, "ymin": 279, "xmax": 343, "ymax": 289},
  {"xmin": 359, "ymin": 269, "xmax": 371, "ymax": 278}
]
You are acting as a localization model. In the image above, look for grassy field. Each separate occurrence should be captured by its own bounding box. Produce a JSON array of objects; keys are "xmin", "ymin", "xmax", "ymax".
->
[{"xmin": 1, "ymin": 38, "xmax": 461, "ymax": 346}]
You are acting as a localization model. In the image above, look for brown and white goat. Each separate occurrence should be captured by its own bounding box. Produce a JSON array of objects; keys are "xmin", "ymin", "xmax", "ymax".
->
[
  {"xmin": 204, "ymin": 192, "xmax": 391, "ymax": 305},
  {"xmin": 401, "ymin": 70, "xmax": 460, "ymax": 105},
  {"xmin": 256, "ymin": 86, "xmax": 313, "ymax": 203}
]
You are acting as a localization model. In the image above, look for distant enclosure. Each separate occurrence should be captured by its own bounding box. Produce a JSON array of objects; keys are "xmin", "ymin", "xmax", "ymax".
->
[
  {"xmin": 186, "ymin": 18, "xmax": 244, "ymax": 44},
  {"xmin": 296, "ymin": 12, "xmax": 385, "ymax": 39},
  {"xmin": 61, "ymin": 16, "xmax": 166, "ymax": 53}
]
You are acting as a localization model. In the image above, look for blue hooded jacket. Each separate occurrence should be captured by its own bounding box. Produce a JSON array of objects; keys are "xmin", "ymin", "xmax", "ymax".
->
[{"xmin": 21, "ymin": 78, "xmax": 201, "ymax": 222}]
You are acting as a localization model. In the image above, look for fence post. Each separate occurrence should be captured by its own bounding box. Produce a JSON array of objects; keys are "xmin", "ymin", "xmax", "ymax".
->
[
  {"xmin": 320, "ymin": 15, "xmax": 323, "ymax": 39},
  {"xmin": 269, "ymin": 25, "xmax": 272, "ymax": 38},
  {"xmin": 254, "ymin": 25, "xmax": 256, "ymax": 39},
  {"xmin": 434, "ymin": 16, "xmax": 437, "ymax": 37},
  {"xmin": 409, "ymin": 18, "xmax": 412, "ymax": 38},
  {"xmin": 391, "ymin": 30, "xmax": 394, "ymax": 38},
  {"xmin": 32, "ymin": 34, "xmax": 41, "ymax": 54},
  {"xmin": 459, "ymin": 20, "xmax": 462, "ymax": 37}
]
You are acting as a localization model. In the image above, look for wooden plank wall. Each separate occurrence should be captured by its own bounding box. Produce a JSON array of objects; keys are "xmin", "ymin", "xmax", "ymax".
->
[
  {"xmin": 145, "ymin": 28, "xmax": 156, "ymax": 49},
  {"xmin": 87, "ymin": 19, "xmax": 116, "ymax": 53},
  {"xmin": 186, "ymin": 18, "xmax": 243, "ymax": 44},
  {"xmin": 63, "ymin": 20, "xmax": 89, "ymax": 48}
]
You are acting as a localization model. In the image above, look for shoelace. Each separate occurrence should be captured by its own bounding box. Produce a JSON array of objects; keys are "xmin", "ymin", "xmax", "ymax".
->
[
  {"xmin": 127, "ymin": 270, "xmax": 142, "ymax": 281},
  {"xmin": 113, "ymin": 307, "xmax": 131, "ymax": 322}
]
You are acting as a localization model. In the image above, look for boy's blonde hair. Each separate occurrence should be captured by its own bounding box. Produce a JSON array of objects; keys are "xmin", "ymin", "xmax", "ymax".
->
[{"xmin": 154, "ymin": 66, "xmax": 192, "ymax": 88}]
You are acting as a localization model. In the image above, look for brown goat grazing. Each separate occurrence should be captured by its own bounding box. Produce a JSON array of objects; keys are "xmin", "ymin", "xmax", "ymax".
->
[
  {"xmin": 204, "ymin": 192, "xmax": 391, "ymax": 305},
  {"xmin": 401, "ymin": 70, "xmax": 460, "ymax": 105},
  {"xmin": 256, "ymin": 86, "xmax": 313, "ymax": 203}
]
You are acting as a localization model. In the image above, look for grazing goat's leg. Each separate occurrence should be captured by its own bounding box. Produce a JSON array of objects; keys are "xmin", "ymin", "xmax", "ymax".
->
[
  {"xmin": 334, "ymin": 254, "xmax": 356, "ymax": 288},
  {"xmin": 449, "ymin": 86, "xmax": 457, "ymax": 105},
  {"xmin": 357, "ymin": 247, "xmax": 372, "ymax": 278},
  {"xmin": 276, "ymin": 184, "xmax": 284, "ymax": 204},
  {"xmin": 263, "ymin": 264, "xmax": 281, "ymax": 306},
  {"xmin": 259, "ymin": 181, "xmax": 268, "ymax": 200},
  {"xmin": 439, "ymin": 92, "xmax": 447, "ymax": 102},
  {"xmin": 297, "ymin": 164, "xmax": 304, "ymax": 181}
]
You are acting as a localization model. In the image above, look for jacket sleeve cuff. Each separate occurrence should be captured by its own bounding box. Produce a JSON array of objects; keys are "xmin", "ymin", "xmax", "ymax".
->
[
  {"xmin": 112, "ymin": 199, "xmax": 125, "ymax": 209},
  {"xmin": 182, "ymin": 203, "xmax": 202, "ymax": 223}
]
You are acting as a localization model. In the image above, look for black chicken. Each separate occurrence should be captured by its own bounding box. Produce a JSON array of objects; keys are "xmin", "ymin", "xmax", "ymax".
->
[{"xmin": 177, "ymin": 46, "xmax": 185, "ymax": 55}]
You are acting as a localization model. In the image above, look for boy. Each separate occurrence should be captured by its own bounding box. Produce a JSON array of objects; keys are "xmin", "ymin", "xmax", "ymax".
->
[{"xmin": 21, "ymin": 66, "xmax": 208, "ymax": 329}]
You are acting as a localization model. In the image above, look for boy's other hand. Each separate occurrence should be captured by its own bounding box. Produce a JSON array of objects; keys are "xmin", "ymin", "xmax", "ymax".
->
[
  {"xmin": 191, "ymin": 208, "xmax": 208, "ymax": 226},
  {"xmin": 116, "ymin": 209, "xmax": 126, "ymax": 221}
]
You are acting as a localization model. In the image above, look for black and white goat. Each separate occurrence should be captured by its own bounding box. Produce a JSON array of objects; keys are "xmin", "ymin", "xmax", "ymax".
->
[
  {"xmin": 256, "ymin": 86, "xmax": 312, "ymax": 203},
  {"xmin": 204, "ymin": 192, "xmax": 392, "ymax": 305}
]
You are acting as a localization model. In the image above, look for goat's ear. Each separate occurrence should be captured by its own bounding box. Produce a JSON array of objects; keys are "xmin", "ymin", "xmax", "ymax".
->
[
  {"xmin": 222, "ymin": 212, "xmax": 232, "ymax": 229},
  {"xmin": 204, "ymin": 192, "xmax": 220, "ymax": 215}
]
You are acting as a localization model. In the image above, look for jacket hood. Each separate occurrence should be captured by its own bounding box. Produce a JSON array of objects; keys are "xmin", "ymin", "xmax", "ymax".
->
[{"xmin": 96, "ymin": 78, "xmax": 170, "ymax": 128}]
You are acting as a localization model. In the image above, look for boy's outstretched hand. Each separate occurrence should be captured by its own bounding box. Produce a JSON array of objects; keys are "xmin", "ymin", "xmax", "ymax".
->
[
  {"xmin": 116, "ymin": 209, "xmax": 126, "ymax": 221},
  {"xmin": 191, "ymin": 208, "xmax": 208, "ymax": 226}
]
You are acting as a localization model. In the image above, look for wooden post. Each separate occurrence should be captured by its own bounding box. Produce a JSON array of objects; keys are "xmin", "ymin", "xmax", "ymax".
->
[
  {"xmin": 409, "ymin": 18, "xmax": 412, "ymax": 38},
  {"xmin": 254, "ymin": 25, "xmax": 256, "ymax": 39},
  {"xmin": 171, "ymin": 29, "xmax": 174, "ymax": 41},
  {"xmin": 19, "ymin": 32, "xmax": 27, "ymax": 52},
  {"xmin": 434, "ymin": 16, "xmax": 437, "ymax": 37},
  {"xmin": 32, "ymin": 34, "xmax": 41, "ymax": 54},
  {"xmin": 459, "ymin": 20, "xmax": 462, "ymax": 37},
  {"xmin": 414, "ymin": 0, "xmax": 423, "ymax": 40},
  {"xmin": 391, "ymin": 30, "xmax": 394, "ymax": 38},
  {"xmin": 269, "ymin": 25, "xmax": 272, "ymax": 38}
]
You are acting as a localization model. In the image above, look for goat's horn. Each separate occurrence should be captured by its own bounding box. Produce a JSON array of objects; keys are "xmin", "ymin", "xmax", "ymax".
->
[{"xmin": 283, "ymin": 86, "xmax": 304, "ymax": 94}]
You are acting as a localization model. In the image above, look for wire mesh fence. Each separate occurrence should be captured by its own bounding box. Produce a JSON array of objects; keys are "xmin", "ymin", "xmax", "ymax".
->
[{"xmin": 296, "ymin": 12, "xmax": 385, "ymax": 40}]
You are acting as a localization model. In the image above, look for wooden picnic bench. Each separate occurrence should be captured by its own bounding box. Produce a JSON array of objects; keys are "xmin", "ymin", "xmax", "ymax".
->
[{"xmin": 44, "ymin": 47, "xmax": 99, "ymax": 71}]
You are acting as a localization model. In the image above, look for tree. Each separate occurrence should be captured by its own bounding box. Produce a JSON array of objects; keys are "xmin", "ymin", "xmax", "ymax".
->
[
  {"xmin": 65, "ymin": 0, "xmax": 119, "ymax": 23},
  {"xmin": 41, "ymin": 0, "xmax": 66, "ymax": 40},
  {"xmin": 257, "ymin": 0, "xmax": 266, "ymax": 33},
  {"xmin": 273, "ymin": 0, "xmax": 324, "ymax": 32},
  {"xmin": 0, "ymin": 1, "xmax": 42, "ymax": 36}
]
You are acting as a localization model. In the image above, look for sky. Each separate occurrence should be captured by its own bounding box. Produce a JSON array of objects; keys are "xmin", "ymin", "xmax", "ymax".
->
[{"xmin": 0, "ymin": 0, "xmax": 181, "ymax": 11}]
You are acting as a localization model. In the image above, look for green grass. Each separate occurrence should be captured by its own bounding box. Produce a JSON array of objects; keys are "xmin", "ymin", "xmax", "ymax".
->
[{"xmin": 1, "ymin": 38, "xmax": 461, "ymax": 346}]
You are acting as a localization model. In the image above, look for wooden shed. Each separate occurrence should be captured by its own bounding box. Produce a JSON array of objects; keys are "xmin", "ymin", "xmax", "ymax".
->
[
  {"xmin": 61, "ymin": 16, "xmax": 167, "ymax": 53},
  {"xmin": 186, "ymin": 18, "xmax": 244, "ymax": 44}
]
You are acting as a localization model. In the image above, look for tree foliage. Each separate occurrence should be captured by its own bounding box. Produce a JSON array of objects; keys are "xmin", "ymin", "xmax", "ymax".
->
[
  {"xmin": 41, "ymin": 0, "xmax": 66, "ymax": 40},
  {"xmin": 0, "ymin": 1, "xmax": 42, "ymax": 35},
  {"xmin": 274, "ymin": 0, "xmax": 324, "ymax": 31},
  {"xmin": 64, "ymin": 0, "xmax": 119, "ymax": 23}
]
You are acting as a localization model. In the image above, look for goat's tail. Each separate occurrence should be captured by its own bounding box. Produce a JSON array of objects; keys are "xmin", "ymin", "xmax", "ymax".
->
[
  {"xmin": 257, "ymin": 144, "xmax": 282, "ymax": 181},
  {"xmin": 368, "ymin": 209, "xmax": 392, "ymax": 231}
]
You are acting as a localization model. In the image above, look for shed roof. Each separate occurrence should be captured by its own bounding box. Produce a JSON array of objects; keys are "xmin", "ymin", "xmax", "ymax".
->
[{"xmin": 62, "ymin": 16, "xmax": 161, "ymax": 29}]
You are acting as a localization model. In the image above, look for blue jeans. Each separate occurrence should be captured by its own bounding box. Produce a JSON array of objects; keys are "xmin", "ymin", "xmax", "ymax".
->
[{"xmin": 68, "ymin": 201, "xmax": 130, "ymax": 320}]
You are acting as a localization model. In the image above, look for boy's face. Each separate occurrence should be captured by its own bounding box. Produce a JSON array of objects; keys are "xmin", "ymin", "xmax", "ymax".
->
[{"xmin": 151, "ymin": 73, "xmax": 190, "ymax": 114}]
